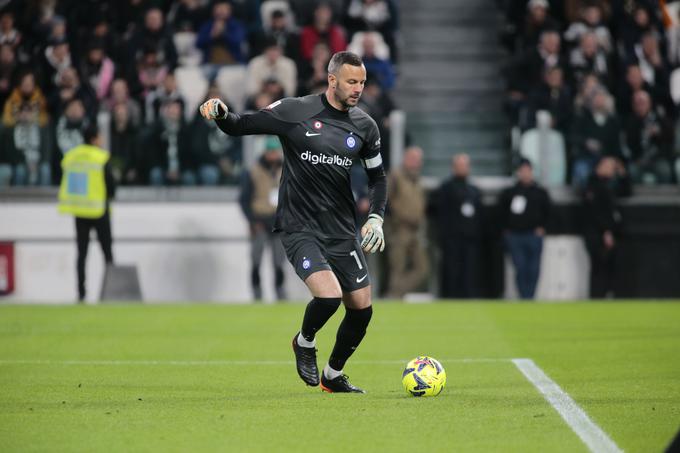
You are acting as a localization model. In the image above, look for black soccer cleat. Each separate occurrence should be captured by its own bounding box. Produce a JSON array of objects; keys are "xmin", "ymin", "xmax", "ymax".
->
[
  {"xmin": 320, "ymin": 373, "xmax": 366, "ymax": 394},
  {"xmin": 292, "ymin": 333, "xmax": 320, "ymax": 386}
]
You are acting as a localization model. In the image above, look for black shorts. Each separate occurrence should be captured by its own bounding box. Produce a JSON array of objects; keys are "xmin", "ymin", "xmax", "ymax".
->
[{"xmin": 280, "ymin": 231, "xmax": 370, "ymax": 292}]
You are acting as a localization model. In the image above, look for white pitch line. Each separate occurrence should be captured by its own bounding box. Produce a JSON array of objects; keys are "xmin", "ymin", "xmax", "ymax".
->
[
  {"xmin": 0, "ymin": 358, "xmax": 509, "ymax": 366},
  {"xmin": 512, "ymin": 358, "xmax": 623, "ymax": 453}
]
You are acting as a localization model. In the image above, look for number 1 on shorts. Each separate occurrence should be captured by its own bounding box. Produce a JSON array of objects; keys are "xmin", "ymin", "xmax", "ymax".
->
[{"xmin": 350, "ymin": 250, "xmax": 363, "ymax": 270}]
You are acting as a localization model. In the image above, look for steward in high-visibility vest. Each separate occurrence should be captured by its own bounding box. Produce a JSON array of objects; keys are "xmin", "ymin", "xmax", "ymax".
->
[
  {"xmin": 57, "ymin": 124, "xmax": 115, "ymax": 302},
  {"xmin": 58, "ymin": 143, "xmax": 110, "ymax": 218}
]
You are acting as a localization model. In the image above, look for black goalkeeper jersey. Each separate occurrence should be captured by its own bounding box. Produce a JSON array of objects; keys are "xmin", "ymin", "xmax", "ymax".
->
[{"xmin": 216, "ymin": 93, "xmax": 387, "ymax": 239}]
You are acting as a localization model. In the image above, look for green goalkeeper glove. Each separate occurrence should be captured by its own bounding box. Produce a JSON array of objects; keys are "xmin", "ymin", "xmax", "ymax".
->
[{"xmin": 360, "ymin": 214, "xmax": 385, "ymax": 254}]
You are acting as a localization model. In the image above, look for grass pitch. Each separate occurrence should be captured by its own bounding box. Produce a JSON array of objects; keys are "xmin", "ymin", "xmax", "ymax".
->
[{"xmin": 0, "ymin": 302, "xmax": 679, "ymax": 452}]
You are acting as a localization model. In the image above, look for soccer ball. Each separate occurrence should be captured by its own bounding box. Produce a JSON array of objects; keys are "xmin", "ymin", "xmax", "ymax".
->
[{"xmin": 402, "ymin": 356, "xmax": 446, "ymax": 397}]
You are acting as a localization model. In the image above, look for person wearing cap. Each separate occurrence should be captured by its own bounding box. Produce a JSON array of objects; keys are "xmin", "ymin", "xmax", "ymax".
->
[
  {"xmin": 238, "ymin": 136, "xmax": 286, "ymax": 300},
  {"xmin": 498, "ymin": 158, "xmax": 551, "ymax": 300},
  {"xmin": 58, "ymin": 124, "xmax": 116, "ymax": 302}
]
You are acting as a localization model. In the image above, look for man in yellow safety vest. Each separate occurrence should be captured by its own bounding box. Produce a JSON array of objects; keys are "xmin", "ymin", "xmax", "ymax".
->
[{"xmin": 58, "ymin": 124, "xmax": 116, "ymax": 302}]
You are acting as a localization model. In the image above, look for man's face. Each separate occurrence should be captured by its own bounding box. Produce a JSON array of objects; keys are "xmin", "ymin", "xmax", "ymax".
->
[
  {"xmin": 145, "ymin": 9, "xmax": 163, "ymax": 32},
  {"xmin": 403, "ymin": 147, "xmax": 423, "ymax": 175},
  {"xmin": 581, "ymin": 33, "xmax": 597, "ymax": 57},
  {"xmin": 517, "ymin": 164, "xmax": 533, "ymax": 184},
  {"xmin": 214, "ymin": 2, "xmax": 231, "ymax": 21},
  {"xmin": 0, "ymin": 45, "xmax": 14, "ymax": 64},
  {"xmin": 65, "ymin": 101, "xmax": 85, "ymax": 121},
  {"xmin": 597, "ymin": 157, "xmax": 616, "ymax": 178},
  {"xmin": 163, "ymin": 102, "xmax": 182, "ymax": 122},
  {"xmin": 329, "ymin": 64, "xmax": 366, "ymax": 109},
  {"xmin": 541, "ymin": 33, "xmax": 560, "ymax": 54},
  {"xmin": 265, "ymin": 45, "xmax": 281, "ymax": 63},
  {"xmin": 453, "ymin": 155, "xmax": 470, "ymax": 178},
  {"xmin": 633, "ymin": 92, "xmax": 651, "ymax": 117},
  {"xmin": 19, "ymin": 74, "xmax": 35, "ymax": 95},
  {"xmin": 626, "ymin": 66, "xmax": 643, "ymax": 88}
]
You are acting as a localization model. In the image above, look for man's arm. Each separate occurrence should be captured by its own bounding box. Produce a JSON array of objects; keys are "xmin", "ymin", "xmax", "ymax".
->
[
  {"xmin": 358, "ymin": 126, "xmax": 387, "ymax": 253},
  {"xmin": 199, "ymin": 98, "xmax": 294, "ymax": 137}
]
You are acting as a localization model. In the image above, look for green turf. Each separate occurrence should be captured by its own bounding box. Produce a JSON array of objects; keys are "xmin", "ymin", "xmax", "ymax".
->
[{"xmin": 0, "ymin": 302, "xmax": 679, "ymax": 453}]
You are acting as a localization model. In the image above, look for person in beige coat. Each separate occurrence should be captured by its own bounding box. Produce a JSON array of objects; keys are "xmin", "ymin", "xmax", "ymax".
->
[
  {"xmin": 386, "ymin": 146, "xmax": 429, "ymax": 298},
  {"xmin": 246, "ymin": 37, "xmax": 297, "ymax": 98}
]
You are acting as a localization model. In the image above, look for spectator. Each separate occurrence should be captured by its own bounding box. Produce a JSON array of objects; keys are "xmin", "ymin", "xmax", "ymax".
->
[
  {"xmin": 0, "ymin": 43, "xmax": 17, "ymax": 108},
  {"xmin": 190, "ymin": 87, "xmax": 242, "ymax": 184},
  {"xmin": 570, "ymin": 88, "xmax": 623, "ymax": 188},
  {"xmin": 196, "ymin": 0, "xmax": 247, "ymax": 79},
  {"xmin": 40, "ymin": 36, "xmax": 71, "ymax": 93},
  {"xmin": 107, "ymin": 78, "xmax": 142, "ymax": 128},
  {"xmin": 79, "ymin": 40, "xmax": 115, "ymax": 102},
  {"xmin": 498, "ymin": 158, "xmax": 551, "ymax": 300},
  {"xmin": 168, "ymin": 0, "xmax": 208, "ymax": 32},
  {"xmin": 2, "ymin": 71, "xmax": 48, "ymax": 128},
  {"xmin": 385, "ymin": 146, "xmax": 428, "ymax": 299},
  {"xmin": 298, "ymin": 41, "xmax": 331, "ymax": 95},
  {"xmin": 127, "ymin": 7, "xmax": 177, "ymax": 70},
  {"xmin": 300, "ymin": 3, "xmax": 347, "ymax": 61},
  {"xmin": 109, "ymin": 103, "xmax": 140, "ymax": 185},
  {"xmin": 135, "ymin": 47, "xmax": 169, "ymax": 99},
  {"xmin": 573, "ymin": 72, "xmax": 602, "ymax": 116},
  {"xmin": 245, "ymin": 79, "xmax": 285, "ymax": 111},
  {"xmin": 246, "ymin": 37, "xmax": 298, "ymax": 98},
  {"xmin": 505, "ymin": 30, "xmax": 565, "ymax": 122},
  {"xmin": 0, "ymin": 9, "xmax": 21, "ymax": 50},
  {"xmin": 429, "ymin": 154, "xmax": 483, "ymax": 299},
  {"xmin": 144, "ymin": 71, "xmax": 185, "ymax": 125},
  {"xmin": 345, "ymin": 0, "xmax": 397, "ymax": 57},
  {"xmin": 146, "ymin": 100, "xmax": 195, "ymax": 186},
  {"xmin": 54, "ymin": 97, "xmax": 87, "ymax": 162},
  {"xmin": 57, "ymin": 124, "xmax": 115, "ymax": 302},
  {"xmin": 357, "ymin": 77, "xmax": 394, "ymax": 168},
  {"xmin": 0, "ymin": 102, "xmax": 52, "ymax": 186},
  {"xmin": 251, "ymin": 9, "xmax": 300, "ymax": 63},
  {"xmin": 238, "ymin": 137, "xmax": 286, "ymax": 300},
  {"xmin": 360, "ymin": 32, "xmax": 395, "ymax": 91},
  {"xmin": 634, "ymin": 33, "xmax": 670, "ymax": 98},
  {"xmin": 526, "ymin": 66, "xmax": 572, "ymax": 135},
  {"xmin": 46, "ymin": 67, "xmax": 97, "ymax": 121},
  {"xmin": 520, "ymin": 0, "xmax": 560, "ymax": 50},
  {"xmin": 625, "ymin": 90, "xmax": 674, "ymax": 184},
  {"xmin": 568, "ymin": 32, "xmax": 609, "ymax": 89},
  {"xmin": 563, "ymin": 4, "xmax": 612, "ymax": 53},
  {"xmin": 582, "ymin": 156, "xmax": 631, "ymax": 298},
  {"xmin": 618, "ymin": 5, "xmax": 659, "ymax": 59}
]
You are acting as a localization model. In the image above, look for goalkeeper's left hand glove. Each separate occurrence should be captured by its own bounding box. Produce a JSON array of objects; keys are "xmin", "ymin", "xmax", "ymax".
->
[
  {"xmin": 199, "ymin": 98, "xmax": 228, "ymax": 120},
  {"xmin": 360, "ymin": 214, "xmax": 385, "ymax": 253}
]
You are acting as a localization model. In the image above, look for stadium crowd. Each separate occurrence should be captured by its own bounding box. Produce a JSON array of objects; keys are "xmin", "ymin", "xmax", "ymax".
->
[
  {"xmin": 501, "ymin": 0, "xmax": 680, "ymax": 186},
  {"xmin": 0, "ymin": 0, "xmax": 398, "ymax": 187}
]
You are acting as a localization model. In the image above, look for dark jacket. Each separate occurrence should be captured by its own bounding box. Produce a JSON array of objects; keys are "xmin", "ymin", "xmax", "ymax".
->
[
  {"xmin": 499, "ymin": 181, "xmax": 551, "ymax": 233},
  {"xmin": 430, "ymin": 176, "xmax": 483, "ymax": 240},
  {"xmin": 582, "ymin": 174, "xmax": 631, "ymax": 237}
]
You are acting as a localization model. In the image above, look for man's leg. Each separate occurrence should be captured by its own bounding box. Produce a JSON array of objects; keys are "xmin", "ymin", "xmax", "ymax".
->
[
  {"xmin": 75, "ymin": 218, "xmax": 91, "ymax": 302},
  {"xmin": 525, "ymin": 234, "xmax": 544, "ymax": 299},
  {"xmin": 250, "ymin": 228, "xmax": 267, "ymax": 300},
  {"xmin": 270, "ymin": 232, "xmax": 287, "ymax": 300},
  {"xmin": 386, "ymin": 227, "xmax": 409, "ymax": 298},
  {"xmin": 320, "ymin": 285, "xmax": 372, "ymax": 393},
  {"xmin": 94, "ymin": 211, "xmax": 114, "ymax": 265},
  {"xmin": 292, "ymin": 270, "xmax": 343, "ymax": 386}
]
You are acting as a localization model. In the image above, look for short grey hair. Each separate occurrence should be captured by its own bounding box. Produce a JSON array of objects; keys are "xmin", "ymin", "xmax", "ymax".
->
[{"xmin": 327, "ymin": 51, "xmax": 363, "ymax": 75}]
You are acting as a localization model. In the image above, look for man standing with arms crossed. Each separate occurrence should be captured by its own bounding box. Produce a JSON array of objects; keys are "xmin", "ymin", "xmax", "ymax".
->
[{"xmin": 199, "ymin": 51, "xmax": 387, "ymax": 393}]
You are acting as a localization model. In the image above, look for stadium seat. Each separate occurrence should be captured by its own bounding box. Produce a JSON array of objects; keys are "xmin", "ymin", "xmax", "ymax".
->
[
  {"xmin": 175, "ymin": 66, "xmax": 209, "ymax": 121},
  {"xmin": 520, "ymin": 128, "xmax": 567, "ymax": 186},
  {"xmin": 347, "ymin": 31, "xmax": 390, "ymax": 60},
  {"xmin": 260, "ymin": 0, "xmax": 295, "ymax": 30},
  {"xmin": 215, "ymin": 66, "xmax": 248, "ymax": 112},
  {"xmin": 173, "ymin": 32, "xmax": 202, "ymax": 67}
]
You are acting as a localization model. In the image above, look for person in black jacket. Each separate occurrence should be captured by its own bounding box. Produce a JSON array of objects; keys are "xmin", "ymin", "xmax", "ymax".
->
[
  {"xmin": 430, "ymin": 154, "xmax": 483, "ymax": 299},
  {"xmin": 498, "ymin": 159, "xmax": 551, "ymax": 299},
  {"xmin": 582, "ymin": 156, "xmax": 632, "ymax": 298}
]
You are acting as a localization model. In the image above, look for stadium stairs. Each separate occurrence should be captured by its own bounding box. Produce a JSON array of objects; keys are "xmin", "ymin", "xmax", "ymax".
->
[{"xmin": 396, "ymin": 0, "xmax": 510, "ymax": 178}]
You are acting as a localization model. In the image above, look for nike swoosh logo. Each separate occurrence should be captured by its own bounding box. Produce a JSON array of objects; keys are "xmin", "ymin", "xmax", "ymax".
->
[
  {"xmin": 305, "ymin": 131, "xmax": 321, "ymax": 137},
  {"xmin": 356, "ymin": 274, "xmax": 368, "ymax": 283}
]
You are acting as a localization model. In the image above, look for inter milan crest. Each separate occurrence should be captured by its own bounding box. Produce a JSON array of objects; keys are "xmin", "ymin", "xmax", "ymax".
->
[{"xmin": 345, "ymin": 135, "xmax": 356, "ymax": 149}]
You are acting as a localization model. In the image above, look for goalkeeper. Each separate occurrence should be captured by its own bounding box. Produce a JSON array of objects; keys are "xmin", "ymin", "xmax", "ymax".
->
[{"xmin": 200, "ymin": 51, "xmax": 387, "ymax": 393}]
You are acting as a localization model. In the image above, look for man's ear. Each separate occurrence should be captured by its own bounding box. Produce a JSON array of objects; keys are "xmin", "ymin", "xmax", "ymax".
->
[{"xmin": 328, "ymin": 73, "xmax": 336, "ymax": 88}]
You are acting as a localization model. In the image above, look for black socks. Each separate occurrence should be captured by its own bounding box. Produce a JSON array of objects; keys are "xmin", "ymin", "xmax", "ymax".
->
[
  {"xmin": 300, "ymin": 297, "xmax": 342, "ymax": 342},
  {"xmin": 328, "ymin": 306, "xmax": 373, "ymax": 371}
]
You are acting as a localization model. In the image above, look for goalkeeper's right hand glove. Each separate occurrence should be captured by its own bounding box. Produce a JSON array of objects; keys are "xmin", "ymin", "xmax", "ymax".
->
[{"xmin": 199, "ymin": 98, "xmax": 228, "ymax": 120}]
